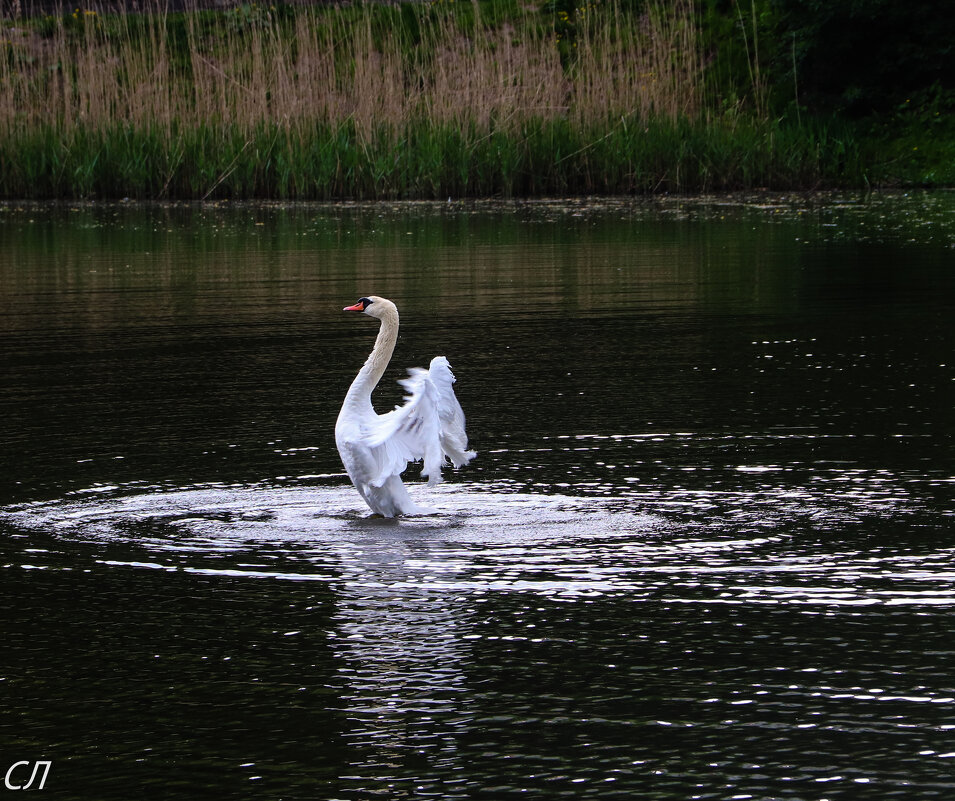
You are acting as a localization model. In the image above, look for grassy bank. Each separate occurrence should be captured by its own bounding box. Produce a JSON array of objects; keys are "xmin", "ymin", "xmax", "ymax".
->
[
  {"xmin": 0, "ymin": 1, "xmax": 896, "ymax": 199},
  {"xmin": 1, "ymin": 116, "xmax": 867, "ymax": 199}
]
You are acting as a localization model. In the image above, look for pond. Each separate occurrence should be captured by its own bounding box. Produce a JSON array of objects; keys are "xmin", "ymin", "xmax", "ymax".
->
[{"xmin": 1, "ymin": 193, "xmax": 953, "ymax": 799}]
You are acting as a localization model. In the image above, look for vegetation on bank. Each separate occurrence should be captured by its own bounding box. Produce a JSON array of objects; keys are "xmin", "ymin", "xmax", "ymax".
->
[{"xmin": 0, "ymin": 0, "xmax": 950, "ymax": 200}]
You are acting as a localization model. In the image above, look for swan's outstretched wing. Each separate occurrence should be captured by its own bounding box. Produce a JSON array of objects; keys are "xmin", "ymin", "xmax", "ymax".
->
[{"xmin": 364, "ymin": 356, "xmax": 476, "ymax": 488}]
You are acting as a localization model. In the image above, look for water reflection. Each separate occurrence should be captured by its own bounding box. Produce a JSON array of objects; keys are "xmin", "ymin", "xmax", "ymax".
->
[
  {"xmin": 330, "ymin": 533, "xmax": 471, "ymax": 798},
  {"xmin": 5, "ymin": 472, "xmax": 955, "ymax": 796},
  {"xmin": 1, "ymin": 194, "xmax": 954, "ymax": 799}
]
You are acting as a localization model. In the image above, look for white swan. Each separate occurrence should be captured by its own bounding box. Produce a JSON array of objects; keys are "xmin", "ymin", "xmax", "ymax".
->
[{"xmin": 335, "ymin": 296, "xmax": 476, "ymax": 517}]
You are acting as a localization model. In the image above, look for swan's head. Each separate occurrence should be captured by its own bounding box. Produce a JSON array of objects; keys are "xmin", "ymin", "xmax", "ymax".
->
[{"xmin": 343, "ymin": 296, "xmax": 396, "ymax": 320}]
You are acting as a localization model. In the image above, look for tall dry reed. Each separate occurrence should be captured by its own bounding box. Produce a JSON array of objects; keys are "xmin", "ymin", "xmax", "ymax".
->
[{"xmin": 1, "ymin": 1, "xmax": 704, "ymax": 138}]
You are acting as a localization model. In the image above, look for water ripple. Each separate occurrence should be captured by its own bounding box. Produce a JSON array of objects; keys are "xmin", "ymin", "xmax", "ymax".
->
[{"xmin": 2, "ymin": 479, "xmax": 951, "ymax": 608}]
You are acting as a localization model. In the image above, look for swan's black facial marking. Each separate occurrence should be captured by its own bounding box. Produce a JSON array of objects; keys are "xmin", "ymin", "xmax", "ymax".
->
[{"xmin": 343, "ymin": 297, "xmax": 373, "ymax": 313}]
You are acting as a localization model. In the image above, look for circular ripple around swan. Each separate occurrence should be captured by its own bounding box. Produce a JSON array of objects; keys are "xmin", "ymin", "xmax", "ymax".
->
[
  {"xmin": 3, "ymin": 480, "xmax": 951, "ymax": 607},
  {"xmin": 1, "ymin": 482, "xmax": 663, "ymax": 548}
]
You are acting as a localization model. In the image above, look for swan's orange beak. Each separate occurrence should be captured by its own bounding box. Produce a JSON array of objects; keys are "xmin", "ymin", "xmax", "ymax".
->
[{"xmin": 343, "ymin": 301, "xmax": 365, "ymax": 312}]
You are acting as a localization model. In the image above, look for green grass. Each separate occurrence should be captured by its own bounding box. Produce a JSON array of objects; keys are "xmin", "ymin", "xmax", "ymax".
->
[{"xmin": 0, "ymin": 115, "xmax": 868, "ymax": 200}]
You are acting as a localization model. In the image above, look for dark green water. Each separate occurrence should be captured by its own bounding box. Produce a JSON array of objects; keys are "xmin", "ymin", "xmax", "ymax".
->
[{"xmin": 1, "ymin": 194, "xmax": 953, "ymax": 799}]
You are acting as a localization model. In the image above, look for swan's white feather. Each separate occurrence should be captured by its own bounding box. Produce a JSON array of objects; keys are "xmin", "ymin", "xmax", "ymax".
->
[
  {"xmin": 365, "ymin": 357, "xmax": 475, "ymax": 488},
  {"xmin": 336, "ymin": 296, "xmax": 475, "ymax": 516}
]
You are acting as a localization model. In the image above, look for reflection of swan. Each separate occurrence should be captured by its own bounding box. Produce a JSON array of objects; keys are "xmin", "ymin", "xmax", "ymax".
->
[
  {"xmin": 329, "ymin": 535, "xmax": 471, "ymax": 789},
  {"xmin": 335, "ymin": 296, "xmax": 475, "ymax": 517}
]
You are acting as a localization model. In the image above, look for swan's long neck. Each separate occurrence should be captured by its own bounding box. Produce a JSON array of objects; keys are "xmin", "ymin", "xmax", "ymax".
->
[{"xmin": 343, "ymin": 307, "xmax": 399, "ymax": 409}]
